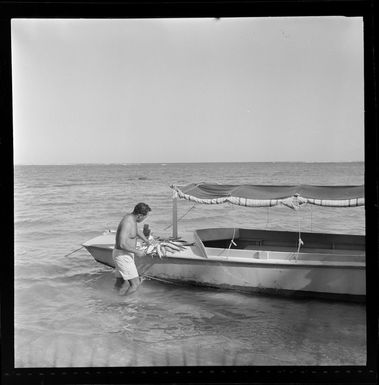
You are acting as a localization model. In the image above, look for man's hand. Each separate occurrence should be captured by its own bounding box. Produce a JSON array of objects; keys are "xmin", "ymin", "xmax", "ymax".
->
[{"xmin": 135, "ymin": 249, "xmax": 147, "ymax": 258}]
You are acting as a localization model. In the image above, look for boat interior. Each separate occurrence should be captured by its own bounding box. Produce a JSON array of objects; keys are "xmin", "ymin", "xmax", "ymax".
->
[{"xmin": 194, "ymin": 228, "xmax": 365, "ymax": 261}]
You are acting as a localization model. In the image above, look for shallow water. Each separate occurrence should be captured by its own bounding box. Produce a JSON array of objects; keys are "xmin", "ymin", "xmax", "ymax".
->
[{"xmin": 14, "ymin": 162, "xmax": 366, "ymax": 367}]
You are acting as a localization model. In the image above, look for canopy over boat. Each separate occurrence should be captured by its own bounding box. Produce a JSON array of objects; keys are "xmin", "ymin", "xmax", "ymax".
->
[{"xmin": 170, "ymin": 183, "xmax": 365, "ymax": 209}]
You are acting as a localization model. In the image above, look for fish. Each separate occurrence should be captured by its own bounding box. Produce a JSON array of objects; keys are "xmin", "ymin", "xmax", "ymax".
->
[
  {"xmin": 146, "ymin": 244, "xmax": 156, "ymax": 254},
  {"xmin": 161, "ymin": 243, "xmax": 178, "ymax": 253},
  {"xmin": 156, "ymin": 244, "xmax": 163, "ymax": 258},
  {"xmin": 161, "ymin": 242, "xmax": 181, "ymax": 251}
]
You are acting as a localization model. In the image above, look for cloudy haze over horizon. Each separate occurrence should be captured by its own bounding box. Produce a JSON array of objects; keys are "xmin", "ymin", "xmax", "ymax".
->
[{"xmin": 12, "ymin": 17, "xmax": 364, "ymax": 165}]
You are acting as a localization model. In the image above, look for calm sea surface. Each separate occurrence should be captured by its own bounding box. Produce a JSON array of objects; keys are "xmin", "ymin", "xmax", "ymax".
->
[{"xmin": 14, "ymin": 162, "xmax": 366, "ymax": 367}]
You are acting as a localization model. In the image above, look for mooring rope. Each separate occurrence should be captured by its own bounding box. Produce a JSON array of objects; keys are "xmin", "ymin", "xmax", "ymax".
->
[
  {"xmin": 64, "ymin": 246, "xmax": 84, "ymax": 258},
  {"xmin": 265, "ymin": 206, "xmax": 270, "ymax": 230},
  {"xmin": 141, "ymin": 274, "xmax": 181, "ymax": 285},
  {"xmin": 310, "ymin": 205, "xmax": 313, "ymax": 233},
  {"xmin": 216, "ymin": 204, "xmax": 238, "ymax": 256},
  {"xmin": 289, "ymin": 209, "xmax": 304, "ymax": 261},
  {"xmin": 228, "ymin": 227, "xmax": 237, "ymax": 250},
  {"xmin": 162, "ymin": 204, "xmax": 196, "ymax": 231}
]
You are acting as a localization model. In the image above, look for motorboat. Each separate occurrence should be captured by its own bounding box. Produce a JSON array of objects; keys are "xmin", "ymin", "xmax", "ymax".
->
[{"xmin": 83, "ymin": 183, "xmax": 365, "ymax": 302}]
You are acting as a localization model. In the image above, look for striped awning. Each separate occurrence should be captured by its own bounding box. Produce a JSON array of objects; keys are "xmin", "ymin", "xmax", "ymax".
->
[{"xmin": 170, "ymin": 183, "xmax": 364, "ymax": 210}]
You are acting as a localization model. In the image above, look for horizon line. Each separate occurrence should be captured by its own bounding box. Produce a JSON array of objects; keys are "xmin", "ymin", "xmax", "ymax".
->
[{"xmin": 14, "ymin": 160, "xmax": 365, "ymax": 166}]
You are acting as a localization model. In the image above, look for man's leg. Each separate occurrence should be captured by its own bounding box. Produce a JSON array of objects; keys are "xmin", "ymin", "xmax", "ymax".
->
[
  {"xmin": 114, "ymin": 277, "xmax": 125, "ymax": 293},
  {"xmin": 123, "ymin": 276, "xmax": 140, "ymax": 296}
]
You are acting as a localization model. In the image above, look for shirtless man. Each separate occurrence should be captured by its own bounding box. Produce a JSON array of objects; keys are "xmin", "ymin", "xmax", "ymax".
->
[{"xmin": 113, "ymin": 202, "xmax": 151, "ymax": 296}]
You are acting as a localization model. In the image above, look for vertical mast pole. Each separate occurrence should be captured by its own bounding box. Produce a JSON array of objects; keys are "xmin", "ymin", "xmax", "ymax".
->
[{"xmin": 172, "ymin": 190, "xmax": 178, "ymax": 239}]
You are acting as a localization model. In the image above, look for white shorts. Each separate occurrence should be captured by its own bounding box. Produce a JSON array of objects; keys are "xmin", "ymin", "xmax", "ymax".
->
[{"xmin": 112, "ymin": 248, "xmax": 139, "ymax": 280}]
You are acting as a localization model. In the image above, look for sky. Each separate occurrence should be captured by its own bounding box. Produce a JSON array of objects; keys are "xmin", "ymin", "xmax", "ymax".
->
[{"xmin": 11, "ymin": 17, "xmax": 364, "ymax": 164}]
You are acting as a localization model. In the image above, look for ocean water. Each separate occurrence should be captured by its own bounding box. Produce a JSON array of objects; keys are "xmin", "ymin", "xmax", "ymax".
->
[{"xmin": 14, "ymin": 162, "xmax": 366, "ymax": 367}]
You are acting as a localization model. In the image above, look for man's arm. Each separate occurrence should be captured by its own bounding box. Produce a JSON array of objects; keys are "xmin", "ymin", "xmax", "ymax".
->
[{"xmin": 137, "ymin": 227, "xmax": 150, "ymax": 244}]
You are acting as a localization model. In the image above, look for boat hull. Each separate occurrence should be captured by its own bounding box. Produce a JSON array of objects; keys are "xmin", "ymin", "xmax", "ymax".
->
[
  {"xmin": 141, "ymin": 256, "xmax": 365, "ymax": 302},
  {"xmin": 83, "ymin": 231, "xmax": 365, "ymax": 302}
]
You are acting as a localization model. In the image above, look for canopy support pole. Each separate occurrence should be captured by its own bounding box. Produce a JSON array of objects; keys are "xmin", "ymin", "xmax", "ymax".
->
[{"xmin": 172, "ymin": 193, "xmax": 178, "ymax": 239}]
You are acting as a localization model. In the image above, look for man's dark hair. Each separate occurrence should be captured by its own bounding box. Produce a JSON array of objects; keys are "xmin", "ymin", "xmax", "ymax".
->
[{"xmin": 133, "ymin": 202, "xmax": 151, "ymax": 216}]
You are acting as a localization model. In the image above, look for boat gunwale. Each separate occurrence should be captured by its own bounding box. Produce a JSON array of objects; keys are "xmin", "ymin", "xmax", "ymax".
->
[{"xmin": 83, "ymin": 244, "xmax": 365, "ymax": 269}]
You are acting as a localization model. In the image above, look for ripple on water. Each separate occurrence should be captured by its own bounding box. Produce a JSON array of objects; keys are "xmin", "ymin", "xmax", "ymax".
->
[{"xmin": 15, "ymin": 269, "xmax": 366, "ymax": 367}]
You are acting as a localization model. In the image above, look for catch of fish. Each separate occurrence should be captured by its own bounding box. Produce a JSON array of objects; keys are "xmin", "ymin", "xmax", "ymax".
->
[{"xmin": 139, "ymin": 237, "xmax": 188, "ymax": 258}]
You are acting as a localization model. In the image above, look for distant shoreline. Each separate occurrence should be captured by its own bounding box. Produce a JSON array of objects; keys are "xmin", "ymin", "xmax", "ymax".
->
[{"xmin": 14, "ymin": 161, "xmax": 365, "ymax": 167}]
